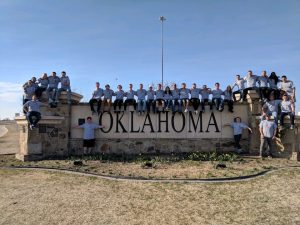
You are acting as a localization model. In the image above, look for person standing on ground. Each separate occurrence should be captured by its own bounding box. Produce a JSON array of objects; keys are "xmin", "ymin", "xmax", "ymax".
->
[
  {"xmin": 224, "ymin": 117, "xmax": 252, "ymax": 153},
  {"xmin": 74, "ymin": 116, "xmax": 105, "ymax": 155},
  {"xmin": 259, "ymin": 113, "xmax": 277, "ymax": 158}
]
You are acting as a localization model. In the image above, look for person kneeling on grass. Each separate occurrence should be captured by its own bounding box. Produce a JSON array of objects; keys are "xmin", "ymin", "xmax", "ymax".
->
[
  {"xmin": 23, "ymin": 94, "xmax": 48, "ymax": 130},
  {"xmin": 74, "ymin": 117, "xmax": 105, "ymax": 155},
  {"xmin": 224, "ymin": 117, "xmax": 252, "ymax": 153}
]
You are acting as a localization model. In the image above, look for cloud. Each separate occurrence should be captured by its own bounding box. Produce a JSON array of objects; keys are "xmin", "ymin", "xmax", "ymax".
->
[
  {"xmin": 0, "ymin": 82, "xmax": 23, "ymax": 103},
  {"xmin": 0, "ymin": 82, "xmax": 23, "ymax": 119}
]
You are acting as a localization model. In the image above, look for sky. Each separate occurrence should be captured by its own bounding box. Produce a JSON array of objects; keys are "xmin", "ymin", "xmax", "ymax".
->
[{"xmin": 0, "ymin": 0, "xmax": 299, "ymax": 119}]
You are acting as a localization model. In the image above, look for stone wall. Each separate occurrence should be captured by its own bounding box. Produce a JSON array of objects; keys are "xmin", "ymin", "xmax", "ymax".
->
[{"xmin": 14, "ymin": 91, "xmax": 300, "ymax": 161}]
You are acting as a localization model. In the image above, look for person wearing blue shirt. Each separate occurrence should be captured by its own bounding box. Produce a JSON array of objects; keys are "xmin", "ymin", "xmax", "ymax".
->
[
  {"xmin": 257, "ymin": 70, "xmax": 270, "ymax": 101},
  {"xmin": 224, "ymin": 117, "xmax": 252, "ymax": 153},
  {"xmin": 223, "ymin": 85, "xmax": 234, "ymax": 113},
  {"xmin": 259, "ymin": 113, "xmax": 277, "ymax": 158},
  {"xmin": 136, "ymin": 83, "xmax": 147, "ymax": 115},
  {"xmin": 179, "ymin": 83, "xmax": 190, "ymax": 113},
  {"xmin": 242, "ymin": 70, "xmax": 258, "ymax": 101},
  {"xmin": 89, "ymin": 82, "xmax": 103, "ymax": 114},
  {"xmin": 124, "ymin": 84, "xmax": 136, "ymax": 111},
  {"xmin": 163, "ymin": 86, "xmax": 172, "ymax": 111},
  {"xmin": 171, "ymin": 83, "xmax": 180, "ymax": 113},
  {"xmin": 155, "ymin": 83, "xmax": 165, "ymax": 113},
  {"xmin": 190, "ymin": 83, "xmax": 201, "ymax": 114},
  {"xmin": 113, "ymin": 85, "xmax": 125, "ymax": 112},
  {"xmin": 200, "ymin": 85, "xmax": 212, "ymax": 112},
  {"xmin": 232, "ymin": 75, "xmax": 245, "ymax": 102},
  {"xmin": 23, "ymin": 95, "xmax": 48, "ymax": 130},
  {"xmin": 103, "ymin": 84, "xmax": 114, "ymax": 111},
  {"xmin": 46, "ymin": 72, "xmax": 60, "ymax": 104},
  {"xmin": 56, "ymin": 71, "xmax": 72, "ymax": 104},
  {"xmin": 146, "ymin": 85, "xmax": 156, "ymax": 113},
  {"xmin": 211, "ymin": 82, "xmax": 224, "ymax": 111},
  {"xmin": 36, "ymin": 73, "xmax": 49, "ymax": 98},
  {"xmin": 74, "ymin": 116, "xmax": 105, "ymax": 155}
]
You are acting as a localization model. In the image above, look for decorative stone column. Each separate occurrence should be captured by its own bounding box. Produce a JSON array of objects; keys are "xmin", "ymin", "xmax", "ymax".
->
[
  {"xmin": 246, "ymin": 90, "xmax": 261, "ymax": 155},
  {"xmin": 15, "ymin": 91, "xmax": 83, "ymax": 161}
]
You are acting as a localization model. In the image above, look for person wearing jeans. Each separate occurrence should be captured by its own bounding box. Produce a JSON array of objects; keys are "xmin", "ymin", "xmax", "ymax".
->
[
  {"xmin": 280, "ymin": 94, "xmax": 295, "ymax": 129},
  {"xmin": 23, "ymin": 95, "xmax": 47, "ymax": 130},
  {"xmin": 259, "ymin": 113, "xmax": 277, "ymax": 158}
]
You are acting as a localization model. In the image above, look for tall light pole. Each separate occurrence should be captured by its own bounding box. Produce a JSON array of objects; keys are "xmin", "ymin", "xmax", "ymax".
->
[{"xmin": 159, "ymin": 16, "xmax": 166, "ymax": 88}]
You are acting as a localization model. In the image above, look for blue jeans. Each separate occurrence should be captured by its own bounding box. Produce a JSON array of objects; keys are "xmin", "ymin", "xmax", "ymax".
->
[
  {"xmin": 212, "ymin": 98, "xmax": 223, "ymax": 110},
  {"xmin": 137, "ymin": 99, "xmax": 146, "ymax": 112},
  {"xmin": 46, "ymin": 87, "xmax": 58, "ymax": 101},
  {"xmin": 26, "ymin": 111, "xmax": 41, "ymax": 126},
  {"xmin": 57, "ymin": 86, "xmax": 71, "ymax": 102}
]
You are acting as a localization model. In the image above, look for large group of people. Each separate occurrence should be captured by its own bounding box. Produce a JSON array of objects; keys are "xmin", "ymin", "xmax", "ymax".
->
[{"xmin": 22, "ymin": 70, "xmax": 297, "ymax": 158}]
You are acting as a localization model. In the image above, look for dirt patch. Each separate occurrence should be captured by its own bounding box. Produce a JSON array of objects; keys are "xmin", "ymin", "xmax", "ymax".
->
[{"xmin": 0, "ymin": 168, "xmax": 300, "ymax": 225}]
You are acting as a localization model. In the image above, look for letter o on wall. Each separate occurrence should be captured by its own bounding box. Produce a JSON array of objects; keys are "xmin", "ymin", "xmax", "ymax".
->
[
  {"xmin": 171, "ymin": 112, "xmax": 185, "ymax": 133},
  {"xmin": 99, "ymin": 112, "xmax": 113, "ymax": 133}
]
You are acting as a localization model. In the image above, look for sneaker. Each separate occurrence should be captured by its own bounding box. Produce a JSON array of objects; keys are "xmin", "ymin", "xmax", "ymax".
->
[
  {"xmin": 237, "ymin": 148, "xmax": 242, "ymax": 154},
  {"xmin": 48, "ymin": 99, "xmax": 53, "ymax": 103},
  {"xmin": 29, "ymin": 124, "xmax": 34, "ymax": 130},
  {"xmin": 184, "ymin": 109, "xmax": 188, "ymax": 113},
  {"xmin": 290, "ymin": 125, "xmax": 294, "ymax": 130},
  {"xmin": 194, "ymin": 110, "xmax": 198, "ymax": 114}
]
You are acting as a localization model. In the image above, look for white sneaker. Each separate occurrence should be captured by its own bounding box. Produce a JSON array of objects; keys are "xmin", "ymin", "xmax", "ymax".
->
[
  {"xmin": 184, "ymin": 109, "xmax": 188, "ymax": 113},
  {"xmin": 290, "ymin": 125, "xmax": 294, "ymax": 130},
  {"xmin": 29, "ymin": 124, "xmax": 34, "ymax": 130},
  {"xmin": 194, "ymin": 110, "xmax": 198, "ymax": 114},
  {"xmin": 48, "ymin": 99, "xmax": 53, "ymax": 103}
]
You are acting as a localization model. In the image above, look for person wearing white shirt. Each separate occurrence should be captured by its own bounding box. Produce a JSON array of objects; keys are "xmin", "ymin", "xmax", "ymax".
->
[{"xmin": 280, "ymin": 94, "xmax": 295, "ymax": 129}]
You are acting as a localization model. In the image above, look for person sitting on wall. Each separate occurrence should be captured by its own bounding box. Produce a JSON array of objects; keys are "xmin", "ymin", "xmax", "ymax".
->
[
  {"xmin": 155, "ymin": 83, "xmax": 165, "ymax": 113},
  {"xmin": 136, "ymin": 83, "xmax": 147, "ymax": 115},
  {"xmin": 102, "ymin": 84, "xmax": 114, "ymax": 112},
  {"xmin": 257, "ymin": 70, "xmax": 270, "ymax": 102},
  {"xmin": 74, "ymin": 116, "xmax": 105, "ymax": 155},
  {"xmin": 224, "ymin": 117, "xmax": 252, "ymax": 153},
  {"xmin": 56, "ymin": 71, "xmax": 72, "ymax": 104},
  {"xmin": 23, "ymin": 94, "xmax": 48, "ymax": 130},
  {"xmin": 211, "ymin": 82, "xmax": 224, "ymax": 111},
  {"xmin": 146, "ymin": 85, "xmax": 156, "ymax": 113},
  {"xmin": 171, "ymin": 83, "xmax": 180, "ymax": 114},
  {"xmin": 278, "ymin": 75, "xmax": 295, "ymax": 102},
  {"xmin": 200, "ymin": 85, "xmax": 212, "ymax": 113},
  {"xmin": 259, "ymin": 112, "xmax": 277, "ymax": 158},
  {"xmin": 113, "ymin": 84, "xmax": 125, "ymax": 112},
  {"xmin": 269, "ymin": 72, "xmax": 280, "ymax": 100},
  {"xmin": 46, "ymin": 72, "xmax": 60, "ymax": 105},
  {"xmin": 89, "ymin": 82, "xmax": 103, "ymax": 114},
  {"xmin": 223, "ymin": 85, "xmax": 234, "ymax": 113},
  {"xmin": 280, "ymin": 94, "xmax": 295, "ymax": 130},
  {"xmin": 35, "ymin": 73, "xmax": 49, "ymax": 99},
  {"xmin": 262, "ymin": 94, "xmax": 281, "ymax": 124},
  {"xmin": 190, "ymin": 83, "xmax": 201, "ymax": 114},
  {"xmin": 124, "ymin": 84, "xmax": 136, "ymax": 111},
  {"xmin": 232, "ymin": 74, "xmax": 245, "ymax": 102},
  {"xmin": 179, "ymin": 82, "xmax": 190, "ymax": 113},
  {"xmin": 23, "ymin": 79, "xmax": 37, "ymax": 106},
  {"xmin": 243, "ymin": 70, "xmax": 258, "ymax": 101},
  {"xmin": 163, "ymin": 86, "xmax": 172, "ymax": 111}
]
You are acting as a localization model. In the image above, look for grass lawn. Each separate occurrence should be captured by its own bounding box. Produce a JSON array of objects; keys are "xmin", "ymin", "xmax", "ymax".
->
[
  {"xmin": 1, "ymin": 154, "xmax": 300, "ymax": 179},
  {"xmin": 0, "ymin": 167, "xmax": 300, "ymax": 225}
]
